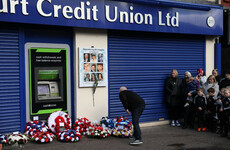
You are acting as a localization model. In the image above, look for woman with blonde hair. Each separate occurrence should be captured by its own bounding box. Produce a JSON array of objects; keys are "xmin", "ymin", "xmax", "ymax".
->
[
  {"xmin": 200, "ymin": 75, "xmax": 219, "ymax": 97},
  {"xmin": 212, "ymin": 69, "xmax": 222, "ymax": 84},
  {"xmin": 165, "ymin": 69, "xmax": 183, "ymax": 127}
]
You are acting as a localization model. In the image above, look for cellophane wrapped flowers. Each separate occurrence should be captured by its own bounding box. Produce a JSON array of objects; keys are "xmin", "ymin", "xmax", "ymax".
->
[{"xmin": 100, "ymin": 116, "xmax": 116, "ymax": 129}]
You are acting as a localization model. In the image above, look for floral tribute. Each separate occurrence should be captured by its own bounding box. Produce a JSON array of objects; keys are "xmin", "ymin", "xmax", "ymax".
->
[
  {"xmin": 73, "ymin": 117, "xmax": 92, "ymax": 135},
  {"xmin": 8, "ymin": 133, "xmax": 29, "ymax": 145},
  {"xmin": 86, "ymin": 125, "xmax": 111, "ymax": 138},
  {"xmin": 24, "ymin": 121, "xmax": 55, "ymax": 143},
  {"xmin": 111, "ymin": 116, "xmax": 133, "ymax": 138},
  {"xmin": 100, "ymin": 116, "xmax": 116, "ymax": 129},
  {"xmin": 57, "ymin": 130, "xmax": 82, "ymax": 142},
  {"xmin": 0, "ymin": 134, "xmax": 8, "ymax": 145},
  {"xmin": 25, "ymin": 121, "xmax": 49, "ymax": 136},
  {"xmin": 48, "ymin": 111, "xmax": 72, "ymax": 134},
  {"xmin": 32, "ymin": 132, "xmax": 54, "ymax": 143}
]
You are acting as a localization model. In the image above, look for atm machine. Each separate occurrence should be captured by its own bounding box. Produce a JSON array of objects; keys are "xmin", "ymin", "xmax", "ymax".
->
[{"xmin": 29, "ymin": 48, "xmax": 68, "ymax": 120}]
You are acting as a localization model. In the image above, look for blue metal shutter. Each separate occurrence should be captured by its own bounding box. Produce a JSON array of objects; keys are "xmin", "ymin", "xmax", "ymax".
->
[
  {"xmin": 108, "ymin": 31, "xmax": 205, "ymax": 122},
  {"xmin": 0, "ymin": 28, "xmax": 21, "ymax": 133}
]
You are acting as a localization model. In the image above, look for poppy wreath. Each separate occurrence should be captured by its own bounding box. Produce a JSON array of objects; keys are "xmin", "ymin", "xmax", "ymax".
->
[
  {"xmin": 24, "ymin": 121, "xmax": 49, "ymax": 137},
  {"xmin": 111, "ymin": 116, "xmax": 133, "ymax": 137},
  {"xmin": 100, "ymin": 116, "xmax": 116, "ymax": 129},
  {"xmin": 87, "ymin": 126, "xmax": 111, "ymax": 138},
  {"xmin": 48, "ymin": 111, "xmax": 72, "ymax": 134},
  {"xmin": 8, "ymin": 133, "xmax": 29, "ymax": 145},
  {"xmin": 57, "ymin": 130, "xmax": 82, "ymax": 142},
  {"xmin": 73, "ymin": 117, "xmax": 92, "ymax": 135},
  {"xmin": 0, "ymin": 134, "xmax": 8, "ymax": 145},
  {"xmin": 31, "ymin": 132, "xmax": 55, "ymax": 143}
]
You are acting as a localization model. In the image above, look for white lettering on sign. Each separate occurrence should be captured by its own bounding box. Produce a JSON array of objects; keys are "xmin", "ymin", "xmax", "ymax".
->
[
  {"xmin": 37, "ymin": 0, "xmax": 52, "ymax": 17},
  {"xmin": 36, "ymin": 0, "xmax": 99, "ymax": 21},
  {"xmin": 21, "ymin": 0, "xmax": 29, "ymax": 15},
  {"xmin": 158, "ymin": 11, "xmax": 179, "ymax": 27},
  {"xmin": 0, "ymin": 0, "xmax": 29, "ymax": 15},
  {"xmin": 106, "ymin": 5, "xmax": 153, "ymax": 25},
  {"xmin": 0, "ymin": 0, "xmax": 181, "ymax": 28}
]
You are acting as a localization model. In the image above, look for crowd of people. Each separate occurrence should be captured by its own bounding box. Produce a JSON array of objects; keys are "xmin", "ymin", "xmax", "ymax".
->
[{"xmin": 165, "ymin": 68, "xmax": 230, "ymax": 139}]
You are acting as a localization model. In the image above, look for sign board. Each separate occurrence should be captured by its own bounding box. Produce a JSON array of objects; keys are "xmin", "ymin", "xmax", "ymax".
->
[
  {"xmin": 79, "ymin": 47, "xmax": 107, "ymax": 87},
  {"xmin": 0, "ymin": 0, "xmax": 223, "ymax": 35}
]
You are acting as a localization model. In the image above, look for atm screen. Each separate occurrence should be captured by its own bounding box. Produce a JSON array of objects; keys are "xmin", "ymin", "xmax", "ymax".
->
[{"xmin": 38, "ymin": 84, "xmax": 50, "ymax": 96}]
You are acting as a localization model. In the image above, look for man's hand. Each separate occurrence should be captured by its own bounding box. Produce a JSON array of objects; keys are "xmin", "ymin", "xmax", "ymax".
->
[{"xmin": 126, "ymin": 109, "xmax": 130, "ymax": 115}]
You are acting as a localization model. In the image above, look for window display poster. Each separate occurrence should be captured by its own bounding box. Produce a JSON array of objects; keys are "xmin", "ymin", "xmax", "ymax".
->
[{"xmin": 79, "ymin": 47, "xmax": 107, "ymax": 87}]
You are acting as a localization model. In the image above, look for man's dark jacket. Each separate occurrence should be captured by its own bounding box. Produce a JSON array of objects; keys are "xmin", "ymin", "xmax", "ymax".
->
[
  {"xmin": 119, "ymin": 90, "xmax": 145, "ymax": 112},
  {"xmin": 219, "ymin": 78, "xmax": 230, "ymax": 90}
]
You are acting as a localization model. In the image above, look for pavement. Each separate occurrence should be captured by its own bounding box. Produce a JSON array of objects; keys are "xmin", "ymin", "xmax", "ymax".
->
[{"xmin": 3, "ymin": 124, "xmax": 230, "ymax": 150}]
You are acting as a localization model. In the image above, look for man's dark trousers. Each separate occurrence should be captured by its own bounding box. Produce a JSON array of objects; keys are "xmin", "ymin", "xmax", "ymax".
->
[{"xmin": 131, "ymin": 104, "xmax": 145, "ymax": 140}]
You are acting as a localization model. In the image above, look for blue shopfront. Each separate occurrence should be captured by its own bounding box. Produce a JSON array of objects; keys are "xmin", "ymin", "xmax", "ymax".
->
[{"xmin": 0, "ymin": 0, "xmax": 223, "ymax": 133}]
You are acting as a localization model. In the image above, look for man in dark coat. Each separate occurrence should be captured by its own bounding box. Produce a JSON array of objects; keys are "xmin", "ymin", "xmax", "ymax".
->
[
  {"xmin": 119, "ymin": 86, "xmax": 145, "ymax": 145},
  {"xmin": 219, "ymin": 70, "xmax": 230, "ymax": 90}
]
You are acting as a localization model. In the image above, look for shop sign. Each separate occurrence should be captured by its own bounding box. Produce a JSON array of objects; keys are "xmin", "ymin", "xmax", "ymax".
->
[{"xmin": 0, "ymin": 0, "xmax": 223, "ymax": 35}]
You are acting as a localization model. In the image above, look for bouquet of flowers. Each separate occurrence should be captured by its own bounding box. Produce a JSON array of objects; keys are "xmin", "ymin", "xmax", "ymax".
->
[
  {"xmin": 100, "ymin": 116, "xmax": 116, "ymax": 129},
  {"xmin": 73, "ymin": 117, "xmax": 92, "ymax": 135},
  {"xmin": 86, "ymin": 125, "xmax": 110, "ymax": 138},
  {"xmin": 24, "ymin": 120, "xmax": 55, "ymax": 143},
  {"xmin": 8, "ymin": 133, "xmax": 29, "ymax": 145},
  {"xmin": 111, "ymin": 128, "xmax": 132, "ymax": 137},
  {"xmin": 24, "ymin": 121, "xmax": 49, "ymax": 137},
  {"xmin": 48, "ymin": 111, "xmax": 72, "ymax": 134},
  {"xmin": 31, "ymin": 132, "xmax": 55, "ymax": 143},
  {"xmin": 57, "ymin": 130, "xmax": 82, "ymax": 142},
  {"xmin": 0, "ymin": 134, "xmax": 8, "ymax": 145},
  {"xmin": 111, "ymin": 116, "xmax": 133, "ymax": 137}
]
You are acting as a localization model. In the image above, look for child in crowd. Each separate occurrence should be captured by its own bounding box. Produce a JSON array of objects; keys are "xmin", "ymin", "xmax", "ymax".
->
[
  {"xmin": 182, "ymin": 77, "xmax": 198, "ymax": 129},
  {"xmin": 216, "ymin": 88, "xmax": 226, "ymax": 134},
  {"xmin": 206, "ymin": 88, "xmax": 217, "ymax": 132},
  {"xmin": 194, "ymin": 88, "xmax": 206, "ymax": 132},
  {"xmin": 219, "ymin": 88, "xmax": 230, "ymax": 138},
  {"xmin": 184, "ymin": 77, "xmax": 199, "ymax": 107}
]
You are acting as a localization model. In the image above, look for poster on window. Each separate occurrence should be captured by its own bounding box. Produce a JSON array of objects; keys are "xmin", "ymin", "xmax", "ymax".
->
[{"xmin": 79, "ymin": 47, "xmax": 107, "ymax": 87}]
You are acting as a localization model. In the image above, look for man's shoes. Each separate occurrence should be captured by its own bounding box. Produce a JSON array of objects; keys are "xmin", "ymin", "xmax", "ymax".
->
[
  {"xmin": 130, "ymin": 140, "xmax": 143, "ymax": 145},
  {"xmin": 197, "ymin": 128, "xmax": 201, "ymax": 132},
  {"xmin": 171, "ymin": 120, "xmax": 175, "ymax": 127},
  {"xmin": 129, "ymin": 136, "xmax": 136, "ymax": 140},
  {"xmin": 175, "ymin": 120, "xmax": 181, "ymax": 127},
  {"xmin": 202, "ymin": 127, "xmax": 206, "ymax": 132}
]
